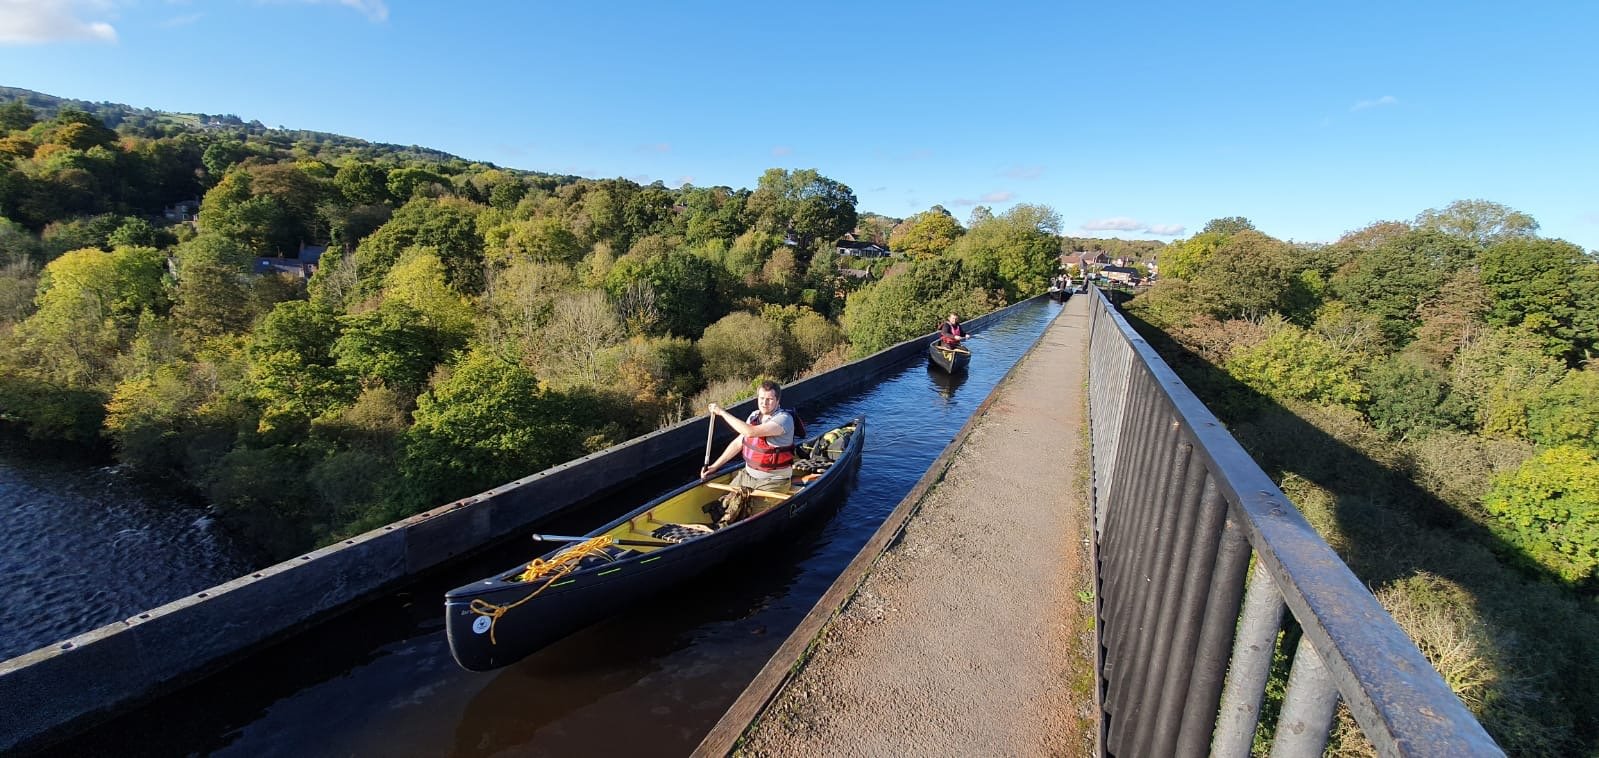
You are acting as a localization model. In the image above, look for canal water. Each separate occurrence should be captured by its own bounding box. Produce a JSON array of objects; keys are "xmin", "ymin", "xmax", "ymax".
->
[
  {"xmin": 0, "ymin": 457, "xmax": 252, "ymax": 663},
  {"xmin": 62, "ymin": 299, "xmax": 1066, "ymax": 757}
]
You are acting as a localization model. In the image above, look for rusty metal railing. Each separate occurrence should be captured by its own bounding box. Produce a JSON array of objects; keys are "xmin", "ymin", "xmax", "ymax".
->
[{"xmin": 1085, "ymin": 288, "xmax": 1501, "ymax": 757}]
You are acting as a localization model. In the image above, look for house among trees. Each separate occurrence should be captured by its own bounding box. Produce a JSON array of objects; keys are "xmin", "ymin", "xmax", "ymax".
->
[
  {"xmin": 252, "ymin": 242, "xmax": 326, "ymax": 279},
  {"xmin": 253, "ymin": 257, "xmax": 315, "ymax": 279},
  {"xmin": 163, "ymin": 199, "xmax": 199, "ymax": 222},
  {"xmin": 835, "ymin": 239, "xmax": 889, "ymax": 257},
  {"xmin": 1100, "ymin": 265, "xmax": 1139, "ymax": 284},
  {"xmin": 1061, "ymin": 251, "xmax": 1110, "ymax": 271}
]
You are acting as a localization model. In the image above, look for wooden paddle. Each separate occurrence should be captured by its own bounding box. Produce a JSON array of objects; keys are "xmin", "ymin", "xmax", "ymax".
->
[
  {"xmin": 703, "ymin": 408, "xmax": 716, "ymax": 471},
  {"xmin": 533, "ymin": 533, "xmax": 675, "ymax": 547},
  {"xmin": 704, "ymin": 482, "xmax": 792, "ymax": 501}
]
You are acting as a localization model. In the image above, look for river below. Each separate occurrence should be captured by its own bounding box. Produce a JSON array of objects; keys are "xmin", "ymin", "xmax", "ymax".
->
[{"xmin": 0, "ymin": 454, "xmax": 252, "ymax": 663}]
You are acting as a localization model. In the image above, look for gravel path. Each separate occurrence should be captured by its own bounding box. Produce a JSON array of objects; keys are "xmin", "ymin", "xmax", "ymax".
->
[{"xmin": 738, "ymin": 298, "xmax": 1096, "ymax": 757}]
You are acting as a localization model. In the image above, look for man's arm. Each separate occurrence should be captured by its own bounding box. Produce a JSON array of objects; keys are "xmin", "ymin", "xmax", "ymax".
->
[
  {"xmin": 708, "ymin": 404, "xmax": 785, "ymax": 438},
  {"xmin": 702, "ymin": 437, "xmax": 743, "ymax": 478}
]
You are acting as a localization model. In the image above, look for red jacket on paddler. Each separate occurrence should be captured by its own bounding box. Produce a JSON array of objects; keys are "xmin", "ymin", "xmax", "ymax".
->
[
  {"xmin": 741, "ymin": 409, "xmax": 797, "ymax": 471},
  {"xmin": 938, "ymin": 320, "xmax": 966, "ymax": 347}
]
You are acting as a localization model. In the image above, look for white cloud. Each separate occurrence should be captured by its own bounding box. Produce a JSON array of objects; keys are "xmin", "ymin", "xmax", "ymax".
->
[
  {"xmin": 980, "ymin": 191, "xmax": 1014, "ymax": 203},
  {"xmin": 0, "ymin": 0, "xmax": 118, "ymax": 44},
  {"xmin": 1351, "ymin": 95, "xmax": 1398, "ymax": 112},
  {"xmin": 675, "ymin": 175, "xmax": 694, "ymax": 187},
  {"xmin": 951, "ymin": 197, "xmax": 976, "ymax": 207},
  {"xmin": 1001, "ymin": 165, "xmax": 1044, "ymax": 180},
  {"xmin": 259, "ymin": 0, "xmax": 388, "ymax": 22},
  {"xmin": 1146, "ymin": 224, "xmax": 1186, "ymax": 236},
  {"xmin": 1081, "ymin": 217, "xmax": 1145, "ymax": 232},
  {"xmin": 626, "ymin": 174, "xmax": 651, "ymax": 184},
  {"xmin": 157, "ymin": 12, "xmax": 201, "ymax": 27},
  {"xmin": 335, "ymin": 0, "xmax": 386, "ymax": 20},
  {"xmin": 771, "ymin": 146, "xmax": 792, "ymax": 157}
]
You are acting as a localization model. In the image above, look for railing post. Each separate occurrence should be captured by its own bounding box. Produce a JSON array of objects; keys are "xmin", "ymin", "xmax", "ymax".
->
[
  {"xmin": 1212, "ymin": 560, "xmax": 1285, "ymax": 758},
  {"xmin": 1271, "ymin": 635, "xmax": 1341, "ymax": 758}
]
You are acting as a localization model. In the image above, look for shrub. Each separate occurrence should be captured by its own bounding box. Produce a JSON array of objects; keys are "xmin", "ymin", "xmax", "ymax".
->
[
  {"xmin": 1362, "ymin": 355, "xmax": 1465, "ymax": 440},
  {"xmin": 1225, "ymin": 318, "xmax": 1367, "ymax": 407},
  {"xmin": 1484, "ymin": 445, "xmax": 1599, "ymax": 584},
  {"xmin": 1526, "ymin": 367, "xmax": 1599, "ymax": 451},
  {"xmin": 697, "ymin": 311, "xmax": 794, "ymax": 382}
]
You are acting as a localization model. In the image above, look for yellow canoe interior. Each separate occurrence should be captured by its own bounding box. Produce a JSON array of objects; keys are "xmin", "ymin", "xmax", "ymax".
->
[{"xmin": 508, "ymin": 420, "xmax": 857, "ymax": 576}]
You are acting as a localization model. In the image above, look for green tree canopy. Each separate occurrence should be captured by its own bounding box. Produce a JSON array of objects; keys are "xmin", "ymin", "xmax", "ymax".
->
[
  {"xmin": 351, "ymin": 197, "xmax": 485, "ymax": 296},
  {"xmin": 1329, "ymin": 228, "xmax": 1477, "ymax": 345},
  {"xmin": 1485, "ymin": 445, "xmax": 1599, "ymax": 585},
  {"xmin": 400, "ymin": 350, "xmax": 600, "ymax": 508},
  {"xmin": 1416, "ymin": 199, "xmax": 1539, "ymax": 246},
  {"xmin": 1479, "ymin": 237, "xmax": 1597, "ymax": 363},
  {"xmin": 888, "ymin": 208, "xmax": 964, "ymax": 257},
  {"xmin": 841, "ymin": 257, "xmax": 998, "ymax": 355},
  {"xmin": 604, "ymin": 248, "xmax": 729, "ymax": 338},
  {"xmin": 697, "ymin": 311, "xmax": 795, "ymax": 382},
  {"xmin": 745, "ymin": 168, "xmax": 858, "ymax": 253},
  {"xmin": 945, "ymin": 204, "xmax": 1060, "ymax": 300},
  {"xmin": 1202, "ymin": 216, "xmax": 1256, "ymax": 236}
]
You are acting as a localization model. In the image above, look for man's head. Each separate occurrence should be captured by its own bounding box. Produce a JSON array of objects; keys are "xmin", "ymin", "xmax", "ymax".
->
[
  {"xmin": 756, "ymin": 380, "xmax": 781, "ymax": 412},
  {"xmin": 947, "ymin": 313, "xmax": 959, "ymax": 324}
]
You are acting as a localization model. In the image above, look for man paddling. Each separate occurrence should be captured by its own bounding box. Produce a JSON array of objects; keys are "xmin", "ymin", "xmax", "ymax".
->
[
  {"xmin": 701, "ymin": 380, "xmax": 796, "ymax": 512},
  {"xmin": 938, "ymin": 313, "xmax": 968, "ymax": 349}
]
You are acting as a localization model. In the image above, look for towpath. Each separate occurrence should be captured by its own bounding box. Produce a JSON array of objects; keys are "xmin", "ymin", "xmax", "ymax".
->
[{"xmin": 735, "ymin": 295, "xmax": 1096, "ymax": 756}]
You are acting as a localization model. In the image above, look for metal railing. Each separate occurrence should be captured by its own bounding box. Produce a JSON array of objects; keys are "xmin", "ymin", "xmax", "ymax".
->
[{"xmin": 1085, "ymin": 289, "xmax": 1502, "ymax": 757}]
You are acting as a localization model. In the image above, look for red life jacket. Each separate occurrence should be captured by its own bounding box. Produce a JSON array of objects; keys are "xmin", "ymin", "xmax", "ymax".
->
[
  {"xmin": 741, "ymin": 409, "xmax": 796, "ymax": 471},
  {"xmin": 939, "ymin": 321, "xmax": 965, "ymax": 347}
]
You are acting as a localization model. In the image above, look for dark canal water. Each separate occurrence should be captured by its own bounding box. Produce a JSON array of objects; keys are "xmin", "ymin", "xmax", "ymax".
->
[
  {"xmin": 0, "ymin": 458, "xmax": 252, "ymax": 663},
  {"xmin": 59, "ymin": 299, "xmax": 1066, "ymax": 757}
]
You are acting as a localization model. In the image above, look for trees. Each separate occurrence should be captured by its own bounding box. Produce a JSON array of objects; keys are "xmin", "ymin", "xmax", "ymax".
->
[
  {"xmin": 386, "ymin": 166, "xmax": 452, "ymax": 201},
  {"xmin": 1224, "ymin": 318, "xmax": 1367, "ymax": 407},
  {"xmin": 331, "ymin": 301, "xmax": 458, "ymax": 397},
  {"xmin": 1202, "ymin": 216, "xmax": 1256, "ymax": 236},
  {"xmin": 351, "ymin": 197, "xmax": 485, "ymax": 296},
  {"xmin": 1479, "ymin": 237, "xmax": 1596, "ymax": 363},
  {"xmin": 247, "ymin": 300, "xmax": 353, "ymax": 433},
  {"xmin": 400, "ymin": 350, "xmax": 598, "ymax": 508},
  {"xmin": 1330, "ymin": 228, "xmax": 1477, "ymax": 346},
  {"xmin": 197, "ymin": 164, "xmax": 331, "ymax": 257},
  {"xmin": 697, "ymin": 311, "xmax": 793, "ymax": 382},
  {"xmin": 485, "ymin": 215, "xmax": 584, "ymax": 266},
  {"xmin": 745, "ymin": 168, "xmax": 858, "ymax": 254},
  {"xmin": 841, "ymin": 257, "xmax": 998, "ymax": 355},
  {"xmin": 333, "ymin": 162, "xmax": 391, "ymax": 206},
  {"xmin": 1484, "ymin": 445, "xmax": 1599, "ymax": 585},
  {"xmin": 1448, "ymin": 328, "xmax": 1568, "ymax": 440},
  {"xmin": 1526, "ymin": 367, "xmax": 1599, "ymax": 451},
  {"xmin": 1416, "ymin": 199, "xmax": 1538, "ymax": 246},
  {"xmin": 535, "ymin": 291, "xmax": 625, "ymax": 387},
  {"xmin": 604, "ymin": 249, "xmax": 729, "ymax": 338},
  {"xmin": 947, "ymin": 204, "xmax": 1063, "ymax": 300},
  {"xmin": 0, "ymin": 101, "xmax": 37, "ymax": 132},
  {"xmin": 889, "ymin": 207, "xmax": 963, "ymax": 258},
  {"xmin": 1157, "ymin": 232, "xmax": 1224, "ymax": 281}
]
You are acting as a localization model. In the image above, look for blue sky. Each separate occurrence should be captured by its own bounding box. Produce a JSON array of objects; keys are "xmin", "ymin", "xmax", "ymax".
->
[{"xmin": 3, "ymin": 0, "xmax": 1596, "ymax": 251}]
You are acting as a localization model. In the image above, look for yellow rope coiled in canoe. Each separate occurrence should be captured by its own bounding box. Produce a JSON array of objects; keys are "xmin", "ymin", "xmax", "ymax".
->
[{"xmin": 467, "ymin": 535, "xmax": 616, "ymax": 645}]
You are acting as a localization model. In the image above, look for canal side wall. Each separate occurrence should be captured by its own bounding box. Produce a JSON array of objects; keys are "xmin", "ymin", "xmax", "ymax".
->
[{"xmin": 0, "ymin": 297, "xmax": 1042, "ymax": 753}]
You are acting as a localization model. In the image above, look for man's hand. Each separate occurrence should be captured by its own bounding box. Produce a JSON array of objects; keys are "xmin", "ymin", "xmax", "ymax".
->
[
  {"xmin": 700, "ymin": 465, "xmax": 715, "ymax": 479},
  {"xmin": 707, "ymin": 402, "xmax": 722, "ymax": 415}
]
